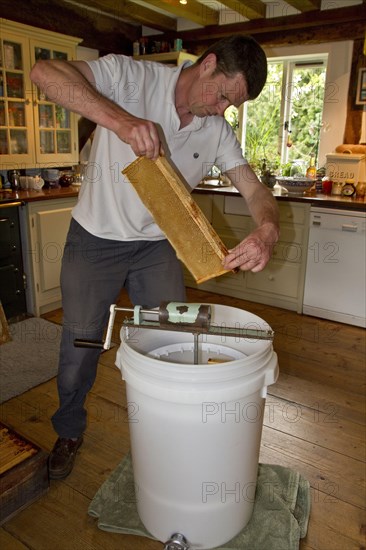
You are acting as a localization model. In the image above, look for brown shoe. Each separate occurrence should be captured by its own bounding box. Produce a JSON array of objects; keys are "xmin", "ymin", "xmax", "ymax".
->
[{"xmin": 48, "ymin": 437, "xmax": 83, "ymax": 480}]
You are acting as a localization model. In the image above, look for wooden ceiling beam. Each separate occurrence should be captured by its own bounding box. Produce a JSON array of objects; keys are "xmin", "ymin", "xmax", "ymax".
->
[
  {"xmin": 218, "ymin": 0, "xmax": 266, "ymax": 20},
  {"xmin": 141, "ymin": 0, "xmax": 219, "ymax": 26},
  {"xmin": 284, "ymin": 0, "xmax": 322, "ymax": 11},
  {"xmin": 64, "ymin": 0, "xmax": 177, "ymax": 32},
  {"xmin": 157, "ymin": 4, "xmax": 366, "ymax": 47}
]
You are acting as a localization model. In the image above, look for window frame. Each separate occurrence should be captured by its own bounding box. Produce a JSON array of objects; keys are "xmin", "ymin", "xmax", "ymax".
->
[{"xmin": 238, "ymin": 52, "xmax": 328, "ymax": 169}]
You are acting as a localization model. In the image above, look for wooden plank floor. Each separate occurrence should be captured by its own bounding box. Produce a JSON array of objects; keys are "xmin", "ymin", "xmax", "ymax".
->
[{"xmin": 0, "ymin": 287, "xmax": 365, "ymax": 549}]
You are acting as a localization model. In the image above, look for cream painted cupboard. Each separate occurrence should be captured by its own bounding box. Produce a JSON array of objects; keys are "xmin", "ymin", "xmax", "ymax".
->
[
  {"xmin": 185, "ymin": 193, "xmax": 310, "ymax": 313},
  {"xmin": 132, "ymin": 51, "xmax": 197, "ymax": 65},
  {"xmin": 20, "ymin": 197, "xmax": 77, "ymax": 316},
  {"xmin": 0, "ymin": 19, "xmax": 81, "ymax": 169}
]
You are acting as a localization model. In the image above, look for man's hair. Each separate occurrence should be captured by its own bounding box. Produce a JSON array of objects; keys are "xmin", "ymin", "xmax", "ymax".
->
[{"xmin": 197, "ymin": 35, "xmax": 267, "ymax": 100}]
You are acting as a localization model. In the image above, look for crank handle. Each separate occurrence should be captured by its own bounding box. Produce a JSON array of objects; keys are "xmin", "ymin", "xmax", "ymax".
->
[
  {"xmin": 73, "ymin": 304, "xmax": 118, "ymax": 350},
  {"xmin": 74, "ymin": 339, "xmax": 105, "ymax": 349}
]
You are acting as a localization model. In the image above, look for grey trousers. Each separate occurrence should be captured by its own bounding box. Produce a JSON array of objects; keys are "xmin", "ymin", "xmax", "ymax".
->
[{"xmin": 52, "ymin": 218, "xmax": 186, "ymax": 438}]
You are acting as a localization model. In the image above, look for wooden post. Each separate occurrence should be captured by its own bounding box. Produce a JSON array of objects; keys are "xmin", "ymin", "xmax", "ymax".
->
[
  {"xmin": 0, "ymin": 302, "xmax": 11, "ymax": 345},
  {"xmin": 343, "ymin": 38, "xmax": 366, "ymax": 145}
]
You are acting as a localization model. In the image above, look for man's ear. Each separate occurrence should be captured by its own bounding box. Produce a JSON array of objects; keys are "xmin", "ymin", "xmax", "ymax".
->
[{"xmin": 199, "ymin": 53, "xmax": 217, "ymax": 76}]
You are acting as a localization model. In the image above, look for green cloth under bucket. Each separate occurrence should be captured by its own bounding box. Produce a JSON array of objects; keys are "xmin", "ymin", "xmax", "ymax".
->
[{"xmin": 88, "ymin": 452, "xmax": 311, "ymax": 550}]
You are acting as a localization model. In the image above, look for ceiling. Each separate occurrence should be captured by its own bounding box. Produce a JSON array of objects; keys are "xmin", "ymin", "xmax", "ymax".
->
[
  {"xmin": 60, "ymin": 0, "xmax": 364, "ymax": 32},
  {"xmin": 1, "ymin": 0, "xmax": 364, "ymax": 55}
]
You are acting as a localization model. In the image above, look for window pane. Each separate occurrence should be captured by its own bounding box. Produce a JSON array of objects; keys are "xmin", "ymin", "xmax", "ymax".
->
[
  {"xmin": 35, "ymin": 47, "xmax": 51, "ymax": 61},
  {"xmin": 0, "ymin": 129, "xmax": 8, "ymax": 154},
  {"xmin": 243, "ymin": 62, "xmax": 283, "ymax": 173},
  {"xmin": 5, "ymin": 73, "xmax": 24, "ymax": 98},
  {"xmin": 10, "ymin": 129, "xmax": 27, "ymax": 154},
  {"xmin": 286, "ymin": 66, "xmax": 326, "ymax": 167},
  {"xmin": 3, "ymin": 41, "xmax": 23, "ymax": 70},
  {"xmin": 0, "ymin": 101, "xmax": 5, "ymax": 125},
  {"xmin": 39, "ymin": 104, "xmax": 54, "ymax": 127},
  {"xmin": 8, "ymin": 102, "xmax": 25, "ymax": 126},
  {"xmin": 40, "ymin": 130, "xmax": 55, "ymax": 154},
  {"xmin": 56, "ymin": 130, "xmax": 71, "ymax": 153},
  {"xmin": 53, "ymin": 50, "xmax": 68, "ymax": 60}
]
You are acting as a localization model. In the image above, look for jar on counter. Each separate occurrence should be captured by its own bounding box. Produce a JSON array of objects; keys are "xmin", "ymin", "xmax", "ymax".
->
[
  {"xmin": 331, "ymin": 181, "xmax": 343, "ymax": 196},
  {"xmin": 322, "ymin": 177, "xmax": 333, "ymax": 195},
  {"xmin": 356, "ymin": 181, "xmax": 366, "ymax": 198},
  {"xmin": 59, "ymin": 171, "xmax": 74, "ymax": 187}
]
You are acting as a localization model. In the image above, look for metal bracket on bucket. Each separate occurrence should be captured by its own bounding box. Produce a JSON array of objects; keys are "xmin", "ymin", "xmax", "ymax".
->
[
  {"xmin": 74, "ymin": 302, "xmax": 274, "ymax": 360},
  {"xmin": 164, "ymin": 533, "xmax": 191, "ymax": 550}
]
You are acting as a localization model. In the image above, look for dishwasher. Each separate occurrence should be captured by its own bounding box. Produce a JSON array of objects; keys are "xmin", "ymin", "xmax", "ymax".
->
[{"xmin": 303, "ymin": 207, "xmax": 366, "ymax": 327}]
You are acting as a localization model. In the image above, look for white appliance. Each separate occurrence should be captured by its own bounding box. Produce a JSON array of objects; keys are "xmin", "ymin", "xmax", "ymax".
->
[{"xmin": 303, "ymin": 207, "xmax": 366, "ymax": 327}]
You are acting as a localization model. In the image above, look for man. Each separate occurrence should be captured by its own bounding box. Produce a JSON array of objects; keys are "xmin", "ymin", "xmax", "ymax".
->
[{"xmin": 30, "ymin": 35, "xmax": 279, "ymax": 479}]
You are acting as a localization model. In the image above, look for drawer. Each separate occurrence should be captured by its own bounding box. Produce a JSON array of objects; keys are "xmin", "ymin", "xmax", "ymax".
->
[
  {"xmin": 272, "ymin": 225, "xmax": 305, "ymax": 264},
  {"xmin": 217, "ymin": 229, "xmax": 246, "ymax": 250},
  {"xmin": 279, "ymin": 202, "xmax": 308, "ymax": 225},
  {"xmin": 193, "ymin": 194, "xmax": 213, "ymax": 222},
  {"xmin": 213, "ymin": 205, "xmax": 253, "ymax": 235},
  {"xmin": 223, "ymin": 195, "xmax": 251, "ymax": 216},
  {"xmin": 246, "ymin": 261, "xmax": 301, "ymax": 298},
  {"xmin": 219, "ymin": 225, "xmax": 305, "ymax": 265},
  {"xmin": 211, "ymin": 266, "xmax": 246, "ymax": 291}
]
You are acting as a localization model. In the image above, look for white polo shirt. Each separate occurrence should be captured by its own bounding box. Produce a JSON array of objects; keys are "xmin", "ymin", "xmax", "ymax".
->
[{"xmin": 72, "ymin": 54, "xmax": 246, "ymax": 241}]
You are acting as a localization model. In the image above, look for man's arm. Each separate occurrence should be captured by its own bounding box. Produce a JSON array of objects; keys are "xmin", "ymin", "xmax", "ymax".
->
[
  {"xmin": 30, "ymin": 59, "xmax": 161, "ymax": 159},
  {"xmin": 222, "ymin": 163, "xmax": 280, "ymax": 273}
]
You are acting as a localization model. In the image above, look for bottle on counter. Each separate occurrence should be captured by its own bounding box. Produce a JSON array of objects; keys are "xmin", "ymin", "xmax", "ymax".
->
[
  {"xmin": 272, "ymin": 181, "xmax": 282, "ymax": 196},
  {"xmin": 306, "ymin": 153, "xmax": 317, "ymax": 180},
  {"xmin": 356, "ymin": 181, "xmax": 366, "ymax": 198},
  {"xmin": 315, "ymin": 179, "xmax": 322, "ymax": 194},
  {"xmin": 7, "ymin": 169, "xmax": 20, "ymax": 191},
  {"xmin": 133, "ymin": 40, "xmax": 140, "ymax": 56}
]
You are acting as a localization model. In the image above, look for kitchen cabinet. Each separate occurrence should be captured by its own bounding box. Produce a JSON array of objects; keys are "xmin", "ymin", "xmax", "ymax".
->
[
  {"xmin": 185, "ymin": 193, "xmax": 310, "ymax": 313},
  {"xmin": 132, "ymin": 51, "xmax": 197, "ymax": 65},
  {"xmin": 20, "ymin": 197, "xmax": 77, "ymax": 316},
  {"xmin": 0, "ymin": 19, "xmax": 81, "ymax": 168},
  {"xmin": 0, "ymin": 202, "xmax": 26, "ymax": 318}
]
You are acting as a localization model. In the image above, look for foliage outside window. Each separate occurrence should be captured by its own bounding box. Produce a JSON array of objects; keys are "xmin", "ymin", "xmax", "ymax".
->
[{"xmin": 225, "ymin": 57, "xmax": 327, "ymax": 179}]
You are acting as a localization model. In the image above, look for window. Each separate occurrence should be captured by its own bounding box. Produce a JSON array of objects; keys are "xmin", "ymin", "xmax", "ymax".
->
[{"xmin": 227, "ymin": 54, "xmax": 328, "ymax": 177}]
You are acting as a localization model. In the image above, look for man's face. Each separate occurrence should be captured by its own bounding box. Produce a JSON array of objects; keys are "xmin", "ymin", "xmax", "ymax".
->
[{"xmin": 187, "ymin": 53, "xmax": 248, "ymax": 118}]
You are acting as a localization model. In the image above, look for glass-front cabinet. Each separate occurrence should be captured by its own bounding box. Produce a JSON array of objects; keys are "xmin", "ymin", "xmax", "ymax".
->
[
  {"xmin": 30, "ymin": 39, "xmax": 76, "ymax": 163},
  {"xmin": 0, "ymin": 33, "xmax": 33, "ymax": 163},
  {"xmin": 0, "ymin": 19, "xmax": 81, "ymax": 169}
]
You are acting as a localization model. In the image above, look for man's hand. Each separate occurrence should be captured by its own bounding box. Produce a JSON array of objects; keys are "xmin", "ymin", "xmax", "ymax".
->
[
  {"xmin": 116, "ymin": 115, "xmax": 162, "ymax": 160},
  {"xmin": 222, "ymin": 223, "xmax": 279, "ymax": 273}
]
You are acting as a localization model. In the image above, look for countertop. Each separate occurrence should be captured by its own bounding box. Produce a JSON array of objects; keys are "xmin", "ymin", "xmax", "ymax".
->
[
  {"xmin": 193, "ymin": 185, "xmax": 366, "ymax": 211},
  {"xmin": 0, "ymin": 185, "xmax": 80, "ymax": 205},
  {"xmin": 1, "ymin": 183, "xmax": 365, "ymax": 212}
]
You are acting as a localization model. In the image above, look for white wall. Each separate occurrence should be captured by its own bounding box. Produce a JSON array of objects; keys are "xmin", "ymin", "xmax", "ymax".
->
[
  {"xmin": 264, "ymin": 41, "xmax": 353, "ymax": 168},
  {"xmin": 76, "ymin": 45, "xmax": 99, "ymax": 61}
]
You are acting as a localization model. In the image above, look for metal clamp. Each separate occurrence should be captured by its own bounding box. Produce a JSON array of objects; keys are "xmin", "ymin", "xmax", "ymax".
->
[{"xmin": 164, "ymin": 533, "xmax": 191, "ymax": 550}]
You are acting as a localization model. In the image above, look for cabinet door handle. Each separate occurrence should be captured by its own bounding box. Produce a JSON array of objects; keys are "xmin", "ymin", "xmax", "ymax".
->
[
  {"xmin": 342, "ymin": 224, "xmax": 357, "ymax": 232},
  {"xmin": 268, "ymin": 275, "xmax": 275, "ymax": 281}
]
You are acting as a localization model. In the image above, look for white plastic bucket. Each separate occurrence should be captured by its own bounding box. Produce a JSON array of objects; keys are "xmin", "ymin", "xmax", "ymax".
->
[{"xmin": 116, "ymin": 304, "xmax": 278, "ymax": 549}]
